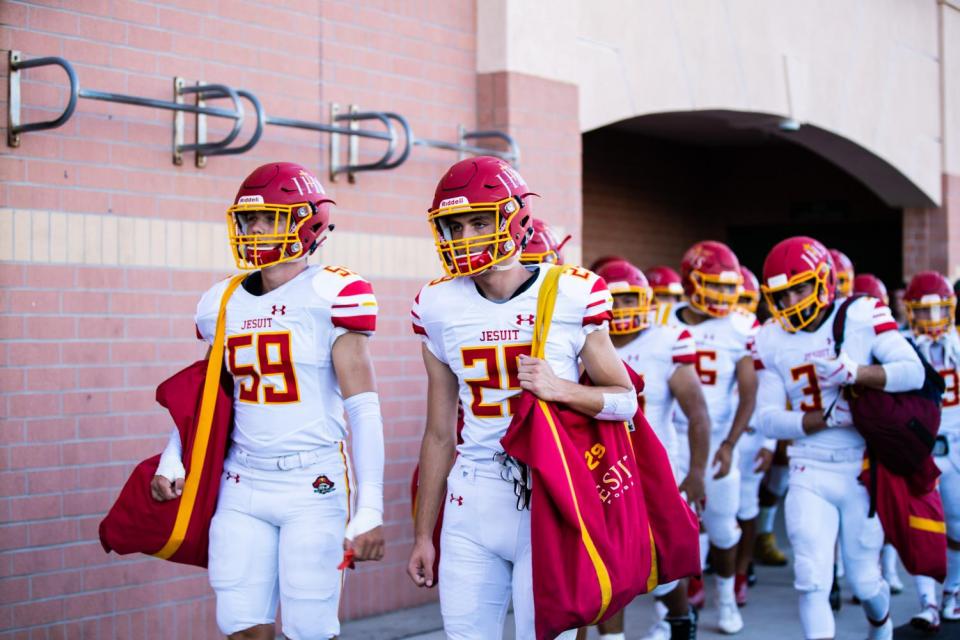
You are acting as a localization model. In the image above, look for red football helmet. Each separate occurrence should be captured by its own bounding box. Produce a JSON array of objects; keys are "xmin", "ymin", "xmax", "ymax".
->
[
  {"xmin": 762, "ymin": 236, "xmax": 836, "ymax": 332},
  {"xmin": 904, "ymin": 271, "xmax": 956, "ymax": 338},
  {"xmin": 226, "ymin": 162, "xmax": 334, "ymax": 270},
  {"xmin": 428, "ymin": 156, "xmax": 537, "ymax": 277},
  {"xmin": 645, "ymin": 265, "xmax": 685, "ymax": 302},
  {"xmin": 520, "ymin": 218, "xmax": 571, "ymax": 265},
  {"xmin": 738, "ymin": 265, "xmax": 760, "ymax": 313},
  {"xmin": 680, "ymin": 241, "xmax": 742, "ymax": 317},
  {"xmin": 596, "ymin": 259, "xmax": 652, "ymax": 335},
  {"xmin": 853, "ymin": 273, "xmax": 889, "ymax": 306},
  {"xmin": 589, "ymin": 255, "xmax": 627, "ymax": 272},
  {"xmin": 829, "ymin": 249, "xmax": 854, "ymax": 297}
]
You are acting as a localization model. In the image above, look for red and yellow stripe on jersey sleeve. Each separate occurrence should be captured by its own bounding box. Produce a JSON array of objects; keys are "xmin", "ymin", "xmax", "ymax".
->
[{"xmin": 331, "ymin": 279, "xmax": 378, "ymax": 334}]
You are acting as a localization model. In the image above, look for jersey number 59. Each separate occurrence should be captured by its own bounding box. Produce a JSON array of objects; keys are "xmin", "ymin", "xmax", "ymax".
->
[{"xmin": 226, "ymin": 331, "xmax": 301, "ymax": 404}]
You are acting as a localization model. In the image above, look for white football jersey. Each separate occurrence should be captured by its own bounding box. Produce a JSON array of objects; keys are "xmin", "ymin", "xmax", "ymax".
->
[
  {"xmin": 616, "ymin": 324, "xmax": 696, "ymax": 453},
  {"xmin": 666, "ymin": 304, "xmax": 757, "ymax": 436},
  {"xmin": 196, "ymin": 265, "xmax": 377, "ymax": 457},
  {"xmin": 411, "ymin": 264, "xmax": 613, "ymax": 463},
  {"xmin": 753, "ymin": 296, "xmax": 899, "ymax": 449},
  {"xmin": 914, "ymin": 328, "xmax": 960, "ymax": 437}
]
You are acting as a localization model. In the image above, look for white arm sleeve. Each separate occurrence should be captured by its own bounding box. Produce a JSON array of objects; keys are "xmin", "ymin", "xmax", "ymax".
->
[
  {"xmin": 755, "ymin": 369, "xmax": 806, "ymax": 440},
  {"xmin": 872, "ymin": 330, "xmax": 925, "ymax": 392},
  {"xmin": 595, "ymin": 389, "xmax": 639, "ymax": 421},
  {"xmin": 156, "ymin": 427, "xmax": 185, "ymax": 481},
  {"xmin": 344, "ymin": 391, "xmax": 385, "ymax": 540}
]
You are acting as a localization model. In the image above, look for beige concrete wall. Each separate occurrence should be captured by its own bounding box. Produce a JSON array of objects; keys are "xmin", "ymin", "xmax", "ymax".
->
[{"xmin": 478, "ymin": 0, "xmax": 949, "ymax": 206}]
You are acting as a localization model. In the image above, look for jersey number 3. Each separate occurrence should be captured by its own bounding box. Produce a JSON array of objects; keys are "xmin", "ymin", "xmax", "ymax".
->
[
  {"xmin": 461, "ymin": 343, "xmax": 532, "ymax": 418},
  {"xmin": 227, "ymin": 332, "xmax": 301, "ymax": 404}
]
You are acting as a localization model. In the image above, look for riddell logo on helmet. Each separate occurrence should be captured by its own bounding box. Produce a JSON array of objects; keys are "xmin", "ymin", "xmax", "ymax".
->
[
  {"xmin": 439, "ymin": 196, "xmax": 469, "ymax": 208},
  {"xmin": 238, "ymin": 195, "xmax": 264, "ymax": 204}
]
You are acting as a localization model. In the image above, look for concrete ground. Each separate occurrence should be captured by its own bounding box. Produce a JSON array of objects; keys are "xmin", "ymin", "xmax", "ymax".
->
[{"xmin": 341, "ymin": 515, "xmax": 959, "ymax": 640}]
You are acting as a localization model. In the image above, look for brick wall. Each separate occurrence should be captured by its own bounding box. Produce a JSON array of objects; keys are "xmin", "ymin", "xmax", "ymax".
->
[{"xmin": 0, "ymin": 1, "xmax": 556, "ymax": 637}]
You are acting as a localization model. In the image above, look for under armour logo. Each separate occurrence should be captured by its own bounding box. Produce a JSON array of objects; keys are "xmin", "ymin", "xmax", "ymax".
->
[
  {"xmin": 449, "ymin": 493, "xmax": 463, "ymax": 506},
  {"xmin": 225, "ymin": 471, "xmax": 240, "ymax": 483},
  {"xmin": 272, "ymin": 305, "xmax": 286, "ymax": 316},
  {"xmin": 515, "ymin": 314, "xmax": 535, "ymax": 326}
]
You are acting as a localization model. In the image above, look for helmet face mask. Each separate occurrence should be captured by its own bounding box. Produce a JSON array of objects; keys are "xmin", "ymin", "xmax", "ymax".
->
[
  {"xmin": 680, "ymin": 241, "xmax": 742, "ymax": 318},
  {"xmin": 429, "ymin": 157, "xmax": 535, "ymax": 277},
  {"xmin": 596, "ymin": 260, "xmax": 653, "ymax": 335},
  {"xmin": 228, "ymin": 203, "xmax": 314, "ymax": 268},
  {"xmin": 905, "ymin": 271, "xmax": 957, "ymax": 339},
  {"xmin": 520, "ymin": 218, "xmax": 570, "ymax": 265},
  {"xmin": 762, "ymin": 264, "xmax": 831, "ymax": 332},
  {"xmin": 689, "ymin": 272, "xmax": 741, "ymax": 317},
  {"xmin": 429, "ymin": 197, "xmax": 525, "ymax": 276},
  {"xmin": 762, "ymin": 236, "xmax": 836, "ymax": 333},
  {"xmin": 226, "ymin": 163, "xmax": 333, "ymax": 271},
  {"xmin": 738, "ymin": 290, "xmax": 760, "ymax": 313},
  {"xmin": 829, "ymin": 249, "xmax": 854, "ymax": 297},
  {"xmin": 610, "ymin": 290, "xmax": 652, "ymax": 335},
  {"xmin": 907, "ymin": 299, "xmax": 955, "ymax": 338}
]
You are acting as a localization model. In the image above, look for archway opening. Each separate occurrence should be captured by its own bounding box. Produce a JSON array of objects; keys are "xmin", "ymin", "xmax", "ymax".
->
[{"xmin": 582, "ymin": 110, "xmax": 929, "ymax": 290}]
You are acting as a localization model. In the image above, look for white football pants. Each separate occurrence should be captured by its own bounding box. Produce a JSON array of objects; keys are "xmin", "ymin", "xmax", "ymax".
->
[
  {"xmin": 439, "ymin": 457, "xmax": 579, "ymax": 640},
  {"xmin": 736, "ymin": 427, "xmax": 767, "ymax": 521},
  {"xmin": 207, "ymin": 446, "xmax": 351, "ymax": 640},
  {"xmin": 677, "ymin": 438, "xmax": 742, "ymax": 550},
  {"xmin": 785, "ymin": 454, "xmax": 885, "ymax": 639}
]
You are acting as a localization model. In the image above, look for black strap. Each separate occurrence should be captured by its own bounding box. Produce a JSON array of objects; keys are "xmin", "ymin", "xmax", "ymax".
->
[
  {"xmin": 831, "ymin": 295, "xmax": 863, "ymax": 356},
  {"xmin": 867, "ymin": 449, "xmax": 878, "ymax": 517}
]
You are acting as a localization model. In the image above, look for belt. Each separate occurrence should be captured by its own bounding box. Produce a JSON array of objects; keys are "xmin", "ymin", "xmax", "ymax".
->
[
  {"xmin": 787, "ymin": 445, "xmax": 864, "ymax": 463},
  {"xmin": 232, "ymin": 445, "xmax": 339, "ymax": 471}
]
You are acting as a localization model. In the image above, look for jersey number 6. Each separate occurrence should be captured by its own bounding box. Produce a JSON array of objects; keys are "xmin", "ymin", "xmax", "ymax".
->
[{"xmin": 226, "ymin": 331, "xmax": 301, "ymax": 404}]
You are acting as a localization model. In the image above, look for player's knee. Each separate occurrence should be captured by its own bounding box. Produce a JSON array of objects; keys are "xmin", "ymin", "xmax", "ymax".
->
[
  {"xmin": 792, "ymin": 555, "xmax": 829, "ymax": 593},
  {"xmin": 281, "ymin": 602, "xmax": 339, "ymax": 640},
  {"xmin": 226, "ymin": 624, "xmax": 275, "ymax": 640},
  {"xmin": 848, "ymin": 575, "xmax": 884, "ymax": 602},
  {"xmin": 704, "ymin": 514, "xmax": 741, "ymax": 550}
]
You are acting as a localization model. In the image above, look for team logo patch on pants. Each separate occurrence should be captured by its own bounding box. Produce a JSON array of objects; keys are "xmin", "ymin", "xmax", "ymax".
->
[{"xmin": 312, "ymin": 475, "xmax": 335, "ymax": 495}]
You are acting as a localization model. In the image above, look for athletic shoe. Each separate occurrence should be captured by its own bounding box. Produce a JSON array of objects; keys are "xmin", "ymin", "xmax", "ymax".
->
[
  {"xmin": 717, "ymin": 600, "xmax": 744, "ymax": 634},
  {"xmin": 910, "ymin": 604, "xmax": 941, "ymax": 633},
  {"xmin": 942, "ymin": 590, "xmax": 959, "ymax": 621},
  {"xmin": 754, "ymin": 532, "xmax": 788, "ymax": 566}
]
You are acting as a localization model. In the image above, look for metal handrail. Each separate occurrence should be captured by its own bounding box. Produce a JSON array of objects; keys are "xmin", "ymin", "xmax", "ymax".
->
[{"xmin": 8, "ymin": 50, "xmax": 522, "ymax": 175}]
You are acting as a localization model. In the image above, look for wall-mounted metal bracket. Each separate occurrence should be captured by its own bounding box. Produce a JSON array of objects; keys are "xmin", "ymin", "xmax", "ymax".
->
[{"xmin": 8, "ymin": 51, "xmax": 521, "ymax": 177}]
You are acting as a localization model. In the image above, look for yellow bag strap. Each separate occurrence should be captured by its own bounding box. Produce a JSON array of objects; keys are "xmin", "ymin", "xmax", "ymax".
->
[
  {"xmin": 154, "ymin": 273, "xmax": 245, "ymax": 560},
  {"xmin": 530, "ymin": 264, "xmax": 614, "ymax": 622},
  {"xmin": 531, "ymin": 265, "xmax": 564, "ymax": 359}
]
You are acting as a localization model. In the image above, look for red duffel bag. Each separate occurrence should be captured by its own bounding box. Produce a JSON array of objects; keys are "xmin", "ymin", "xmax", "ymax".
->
[
  {"xmin": 99, "ymin": 274, "xmax": 243, "ymax": 567},
  {"xmin": 501, "ymin": 265, "xmax": 699, "ymax": 640}
]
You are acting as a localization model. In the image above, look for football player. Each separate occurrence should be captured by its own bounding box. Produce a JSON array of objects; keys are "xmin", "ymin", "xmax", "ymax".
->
[
  {"xmin": 754, "ymin": 236, "xmax": 924, "ymax": 640},
  {"xmin": 904, "ymin": 271, "xmax": 960, "ymax": 631},
  {"xmin": 594, "ymin": 259, "xmax": 710, "ymax": 640},
  {"xmin": 647, "ymin": 265, "xmax": 686, "ymax": 322},
  {"xmin": 852, "ymin": 272, "xmax": 904, "ymax": 594},
  {"xmin": 152, "ymin": 162, "xmax": 385, "ymax": 640},
  {"xmin": 665, "ymin": 241, "xmax": 758, "ymax": 634},
  {"xmin": 406, "ymin": 157, "xmax": 636, "ymax": 640},
  {"xmin": 829, "ymin": 248, "xmax": 855, "ymax": 298},
  {"xmin": 732, "ymin": 265, "xmax": 775, "ymax": 606},
  {"xmin": 520, "ymin": 217, "xmax": 571, "ymax": 265},
  {"xmin": 854, "ymin": 274, "xmax": 889, "ymax": 306}
]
